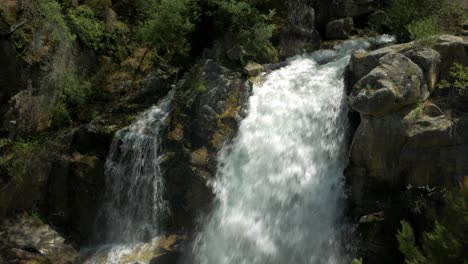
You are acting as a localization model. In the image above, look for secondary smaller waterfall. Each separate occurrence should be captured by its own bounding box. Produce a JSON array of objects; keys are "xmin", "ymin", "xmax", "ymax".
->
[
  {"xmin": 79, "ymin": 90, "xmax": 175, "ymax": 264},
  {"xmin": 98, "ymin": 90, "xmax": 174, "ymax": 244}
]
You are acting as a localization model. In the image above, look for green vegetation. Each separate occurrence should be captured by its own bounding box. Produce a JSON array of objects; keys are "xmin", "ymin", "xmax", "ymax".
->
[
  {"xmin": 209, "ymin": 0, "xmax": 278, "ymax": 62},
  {"xmin": 137, "ymin": 0, "xmax": 277, "ymax": 63},
  {"xmin": 51, "ymin": 104, "xmax": 72, "ymax": 129},
  {"xmin": 4, "ymin": 140, "xmax": 40, "ymax": 186},
  {"xmin": 67, "ymin": 5, "xmax": 105, "ymax": 51},
  {"xmin": 61, "ymin": 72, "xmax": 92, "ymax": 109},
  {"xmin": 406, "ymin": 16, "xmax": 439, "ymax": 47},
  {"xmin": 37, "ymin": 0, "xmax": 75, "ymax": 44},
  {"xmin": 138, "ymin": 0, "xmax": 200, "ymax": 62},
  {"xmin": 438, "ymin": 64, "xmax": 468, "ymax": 96},
  {"xmin": 386, "ymin": 0, "xmax": 463, "ymax": 41},
  {"xmin": 397, "ymin": 179, "xmax": 468, "ymax": 264}
]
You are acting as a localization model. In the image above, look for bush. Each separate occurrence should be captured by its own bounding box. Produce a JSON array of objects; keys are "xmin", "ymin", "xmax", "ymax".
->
[
  {"xmin": 37, "ymin": 0, "xmax": 75, "ymax": 43},
  {"xmin": 61, "ymin": 72, "xmax": 92, "ymax": 109},
  {"xmin": 397, "ymin": 178, "xmax": 468, "ymax": 264},
  {"xmin": 387, "ymin": 0, "xmax": 463, "ymax": 41},
  {"xmin": 51, "ymin": 104, "xmax": 72, "ymax": 129},
  {"xmin": 407, "ymin": 16, "xmax": 439, "ymax": 47},
  {"xmin": 84, "ymin": 0, "xmax": 112, "ymax": 12},
  {"xmin": 68, "ymin": 5, "xmax": 105, "ymax": 51},
  {"xmin": 138, "ymin": 0, "xmax": 200, "ymax": 61},
  {"xmin": 210, "ymin": 0, "xmax": 278, "ymax": 62},
  {"xmin": 438, "ymin": 63, "xmax": 468, "ymax": 96}
]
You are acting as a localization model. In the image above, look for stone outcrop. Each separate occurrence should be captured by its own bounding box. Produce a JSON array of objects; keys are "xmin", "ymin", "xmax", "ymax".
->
[
  {"xmin": 162, "ymin": 59, "xmax": 251, "ymax": 231},
  {"xmin": 0, "ymin": 216, "xmax": 78, "ymax": 264},
  {"xmin": 345, "ymin": 35, "xmax": 468, "ymax": 263},
  {"xmin": 278, "ymin": 2, "xmax": 321, "ymax": 58},
  {"xmin": 326, "ymin": 17, "xmax": 354, "ymax": 40}
]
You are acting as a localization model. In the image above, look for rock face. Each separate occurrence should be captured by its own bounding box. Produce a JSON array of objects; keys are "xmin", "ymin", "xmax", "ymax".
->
[
  {"xmin": 46, "ymin": 125, "xmax": 113, "ymax": 243},
  {"xmin": 278, "ymin": 2, "xmax": 321, "ymax": 58},
  {"xmin": 349, "ymin": 53, "xmax": 428, "ymax": 116},
  {"xmin": 0, "ymin": 216, "xmax": 78, "ymax": 264},
  {"xmin": 346, "ymin": 36, "xmax": 468, "ymax": 263},
  {"xmin": 162, "ymin": 59, "xmax": 251, "ymax": 231},
  {"xmin": 326, "ymin": 17, "xmax": 354, "ymax": 40}
]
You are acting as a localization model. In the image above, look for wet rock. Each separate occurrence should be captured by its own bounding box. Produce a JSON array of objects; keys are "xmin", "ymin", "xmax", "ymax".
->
[
  {"xmin": 47, "ymin": 125, "xmax": 111, "ymax": 243},
  {"xmin": 326, "ymin": 17, "xmax": 354, "ymax": 40},
  {"xmin": 244, "ymin": 62, "xmax": 266, "ymax": 77},
  {"xmin": 0, "ymin": 216, "xmax": 78, "ymax": 264},
  {"xmin": 149, "ymin": 252, "xmax": 181, "ymax": 264},
  {"xmin": 163, "ymin": 59, "xmax": 251, "ymax": 231}
]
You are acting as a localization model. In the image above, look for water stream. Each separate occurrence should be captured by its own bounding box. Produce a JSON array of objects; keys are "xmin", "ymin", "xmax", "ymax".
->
[
  {"xmin": 191, "ymin": 37, "xmax": 394, "ymax": 264},
  {"xmin": 80, "ymin": 36, "xmax": 394, "ymax": 264},
  {"xmin": 80, "ymin": 90, "xmax": 174, "ymax": 264}
]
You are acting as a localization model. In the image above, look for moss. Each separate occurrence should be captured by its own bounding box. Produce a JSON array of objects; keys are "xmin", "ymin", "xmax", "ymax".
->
[
  {"xmin": 190, "ymin": 148, "xmax": 208, "ymax": 166},
  {"xmin": 168, "ymin": 123, "xmax": 184, "ymax": 141},
  {"xmin": 0, "ymin": 0, "xmax": 17, "ymax": 27},
  {"xmin": 10, "ymin": 23, "xmax": 34, "ymax": 52},
  {"xmin": 68, "ymin": 5, "xmax": 105, "ymax": 51}
]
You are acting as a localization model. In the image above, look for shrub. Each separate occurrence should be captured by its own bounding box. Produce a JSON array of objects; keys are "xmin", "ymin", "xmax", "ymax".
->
[
  {"xmin": 61, "ymin": 72, "xmax": 92, "ymax": 109},
  {"xmin": 51, "ymin": 104, "xmax": 72, "ymax": 129},
  {"xmin": 438, "ymin": 63, "xmax": 468, "ymax": 96},
  {"xmin": 397, "ymin": 178, "xmax": 468, "ymax": 264},
  {"xmin": 210, "ymin": 0, "xmax": 278, "ymax": 62},
  {"xmin": 387, "ymin": 0, "xmax": 463, "ymax": 41},
  {"xmin": 138, "ymin": 0, "xmax": 200, "ymax": 61},
  {"xmin": 84, "ymin": 0, "xmax": 112, "ymax": 12},
  {"xmin": 68, "ymin": 5, "xmax": 105, "ymax": 51},
  {"xmin": 37, "ymin": 0, "xmax": 75, "ymax": 43},
  {"xmin": 407, "ymin": 16, "xmax": 439, "ymax": 47}
]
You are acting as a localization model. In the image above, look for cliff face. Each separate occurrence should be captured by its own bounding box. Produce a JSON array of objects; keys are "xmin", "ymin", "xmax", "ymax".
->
[
  {"xmin": 345, "ymin": 35, "xmax": 468, "ymax": 263},
  {"xmin": 1, "ymin": 0, "xmax": 467, "ymax": 263}
]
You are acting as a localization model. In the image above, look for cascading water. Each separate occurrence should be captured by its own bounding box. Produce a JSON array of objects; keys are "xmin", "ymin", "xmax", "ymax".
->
[
  {"xmin": 80, "ymin": 90, "xmax": 174, "ymax": 264},
  {"xmin": 192, "ymin": 37, "xmax": 394, "ymax": 264}
]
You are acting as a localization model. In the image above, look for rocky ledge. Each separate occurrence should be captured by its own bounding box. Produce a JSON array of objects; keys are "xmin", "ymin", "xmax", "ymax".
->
[{"xmin": 345, "ymin": 35, "xmax": 468, "ymax": 263}]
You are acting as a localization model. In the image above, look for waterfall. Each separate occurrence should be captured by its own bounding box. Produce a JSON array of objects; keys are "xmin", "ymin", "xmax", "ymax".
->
[
  {"xmin": 81, "ymin": 90, "xmax": 174, "ymax": 264},
  {"xmin": 191, "ymin": 37, "xmax": 394, "ymax": 264},
  {"xmin": 99, "ymin": 90, "xmax": 174, "ymax": 243}
]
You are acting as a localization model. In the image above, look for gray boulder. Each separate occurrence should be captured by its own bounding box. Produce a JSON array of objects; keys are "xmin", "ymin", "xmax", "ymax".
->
[
  {"xmin": 349, "ymin": 53, "xmax": 427, "ymax": 115},
  {"xmin": 404, "ymin": 48, "xmax": 441, "ymax": 92},
  {"xmin": 434, "ymin": 35, "xmax": 468, "ymax": 78},
  {"xmin": 278, "ymin": 4, "xmax": 321, "ymax": 58},
  {"xmin": 0, "ymin": 216, "xmax": 77, "ymax": 264},
  {"xmin": 347, "ymin": 42, "xmax": 415, "ymax": 86}
]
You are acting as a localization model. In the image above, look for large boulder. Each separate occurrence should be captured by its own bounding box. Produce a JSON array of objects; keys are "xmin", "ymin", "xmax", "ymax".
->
[
  {"xmin": 349, "ymin": 53, "xmax": 428, "ymax": 115},
  {"xmin": 278, "ymin": 3, "xmax": 321, "ymax": 58},
  {"xmin": 346, "ymin": 37, "xmax": 468, "ymax": 263},
  {"xmin": 433, "ymin": 35, "xmax": 468, "ymax": 78},
  {"xmin": 162, "ymin": 60, "xmax": 251, "ymax": 231},
  {"xmin": 403, "ymin": 48, "xmax": 441, "ymax": 92},
  {"xmin": 47, "ymin": 125, "xmax": 113, "ymax": 243},
  {"xmin": 347, "ymin": 42, "xmax": 415, "ymax": 86},
  {"xmin": 0, "ymin": 216, "xmax": 78, "ymax": 264}
]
